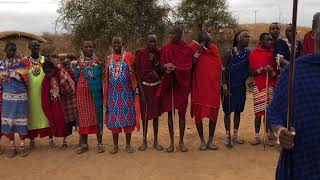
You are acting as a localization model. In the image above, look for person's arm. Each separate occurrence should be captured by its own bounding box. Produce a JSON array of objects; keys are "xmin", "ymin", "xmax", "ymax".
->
[
  {"xmin": 192, "ymin": 41, "xmax": 205, "ymax": 68},
  {"xmin": 221, "ymin": 49, "xmax": 231, "ymax": 96},
  {"xmin": 267, "ymin": 67, "xmax": 295, "ymax": 150}
]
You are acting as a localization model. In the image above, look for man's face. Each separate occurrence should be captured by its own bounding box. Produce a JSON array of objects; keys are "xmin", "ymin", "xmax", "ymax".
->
[
  {"xmin": 169, "ymin": 27, "xmax": 182, "ymax": 43},
  {"xmin": 238, "ymin": 31, "xmax": 250, "ymax": 47},
  {"xmin": 5, "ymin": 45, "xmax": 17, "ymax": 59},
  {"xmin": 81, "ymin": 41, "xmax": 94, "ymax": 57},
  {"xmin": 147, "ymin": 35, "xmax": 157, "ymax": 50},
  {"xmin": 261, "ymin": 34, "xmax": 273, "ymax": 49},
  {"xmin": 29, "ymin": 41, "xmax": 41, "ymax": 55},
  {"xmin": 269, "ymin": 24, "xmax": 281, "ymax": 39},
  {"xmin": 286, "ymin": 26, "xmax": 293, "ymax": 40},
  {"xmin": 112, "ymin": 37, "xmax": 122, "ymax": 53}
]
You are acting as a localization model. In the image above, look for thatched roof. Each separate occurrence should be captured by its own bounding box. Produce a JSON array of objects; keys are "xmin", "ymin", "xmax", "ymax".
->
[{"xmin": 0, "ymin": 31, "xmax": 46, "ymax": 43}]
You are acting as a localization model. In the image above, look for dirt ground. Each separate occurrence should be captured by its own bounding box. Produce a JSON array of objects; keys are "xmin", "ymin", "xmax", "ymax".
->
[{"xmin": 0, "ymin": 94, "xmax": 279, "ymax": 180}]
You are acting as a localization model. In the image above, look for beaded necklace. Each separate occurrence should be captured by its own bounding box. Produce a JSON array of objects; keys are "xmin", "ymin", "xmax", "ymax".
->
[{"xmin": 110, "ymin": 51, "xmax": 126, "ymax": 79}]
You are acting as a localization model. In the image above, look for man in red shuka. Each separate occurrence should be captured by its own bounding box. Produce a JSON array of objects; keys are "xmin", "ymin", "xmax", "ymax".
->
[{"xmin": 159, "ymin": 25, "xmax": 193, "ymax": 153}]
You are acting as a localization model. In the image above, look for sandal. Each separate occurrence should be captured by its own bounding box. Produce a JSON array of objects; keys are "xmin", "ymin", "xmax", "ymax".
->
[
  {"xmin": 110, "ymin": 145, "xmax": 119, "ymax": 154},
  {"xmin": 126, "ymin": 145, "xmax": 134, "ymax": 154},
  {"xmin": 233, "ymin": 136, "xmax": 245, "ymax": 144},
  {"xmin": 76, "ymin": 144, "xmax": 89, "ymax": 154},
  {"xmin": 7, "ymin": 149, "xmax": 17, "ymax": 158},
  {"xmin": 153, "ymin": 143, "xmax": 164, "ymax": 151},
  {"xmin": 179, "ymin": 143, "xmax": 188, "ymax": 152},
  {"xmin": 250, "ymin": 137, "xmax": 261, "ymax": 146},
  {"xmin": 207, "ymin": 142, "xmax": 219, "ymax": 151},
  {"xmin": 138, "ymin": 142, "xmax": 148, "ymax": 151},
  {"xmin": 20, "ymin": 146, "xmax": 29, "ymax": 157},
  {"xmin": 166, "ymin": 144, "xmax": 174, "ymax": 153},
  {"xmin": 97, "ymin": 144, "xmax": 105, "ymax": 153},
  {"xmin": 199, "ymin": 141, "xmax": 207, "ymax": 151},
  {"xmin": 60, "ymin": 143, "xmax": 68, "ymax": 150}
]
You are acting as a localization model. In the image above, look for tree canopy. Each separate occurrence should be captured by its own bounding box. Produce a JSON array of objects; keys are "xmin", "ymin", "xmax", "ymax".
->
[{"xmin": 58, "ymin": 0, "xmax": 170, "ymax": 52}]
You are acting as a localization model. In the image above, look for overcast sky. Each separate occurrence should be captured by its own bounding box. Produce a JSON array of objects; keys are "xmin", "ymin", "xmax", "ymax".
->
[{"xmin": 0, "ymin": 0, "xmax": 318, "ymax": 34}]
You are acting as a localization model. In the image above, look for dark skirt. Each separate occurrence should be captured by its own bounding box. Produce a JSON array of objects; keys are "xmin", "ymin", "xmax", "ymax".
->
[{"xmin": 222, "ymin": 85, "xmax": 246, "ymax": 114}]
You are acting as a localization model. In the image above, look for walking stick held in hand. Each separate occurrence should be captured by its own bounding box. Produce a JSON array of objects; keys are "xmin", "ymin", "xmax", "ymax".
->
[
  {"xmin": 171, "ymin": 75, "xmax": 175, "ymax": 152},
  {"xmin": 287, "ymin": 0, "xmax": 299, "ymax": 131}
]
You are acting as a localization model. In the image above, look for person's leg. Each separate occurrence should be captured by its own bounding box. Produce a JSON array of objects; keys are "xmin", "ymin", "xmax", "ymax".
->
[
  {"xmin": 126, "ymin": 133, "xmax": 134, "ymax": 153},
  {"xmin": 19, "ymin": 135, "xmax": 28, "ymax": 157},
  {"xmin": 97, "ymin": 132, "xmax": 104, "ymax": 153},
  {"xmin": 152, "ymin": 118, "xmax": 163, "ymax": 151},
  {"xmin": 77, "ymin": 134, "xmax": 89, "ymax": 154},
  {"xmin": 138, "ymin": 120, "xmax": 148, "ymax": 151},
  {"xmin": 224, "ymin": 113, "xmax": 232, "ymax": 146},
  {"xmin": 166, "ymin": 111, "xmax": 174, "ymax": 153},
  {"xmin": 110, "ymin": 130, "xmax": 119, "ymax": 154},
  {"xmin": 196, "ymin": 121, "xmax": 207, "ymax": 151},
  {"xmin": 61, "ymin": 136, "xmax": 68, "ymax": 149},
  {"xmin": 207, "ymin": 120, "xmax": 219, "ymax": 150},
  {"xmin": 233, "ymin": 111, "xmax": 245, "ymax": 144},
  {"xmin": 251, "ymin": 116, "xmax": 262, "ymax": 145},
  {"xmin": 178, "ymin": 112, "xmax": 188, "ymax": 152}
]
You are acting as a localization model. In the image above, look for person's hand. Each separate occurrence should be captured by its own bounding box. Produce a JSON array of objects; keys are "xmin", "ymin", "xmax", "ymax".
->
[
  {"xmin": 263, "ymin": 65, "xmax": 274, "ymax": 73},
  {"xmin": 198, "ymin": 41, "xmax": 205, "ymax": 54},
  {"xmin": 223, "ymin": 88, "xmax": 231, "ymax": 97},
  {"xmin": 278, "ymin": 127, "xmax": 296, "ymax": 150},
  {"xmin": 164, "ymin": 63, "xmax": 175, "ymax": 74}
]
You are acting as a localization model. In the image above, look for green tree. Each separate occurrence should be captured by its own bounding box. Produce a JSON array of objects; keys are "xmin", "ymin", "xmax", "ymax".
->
[
  {"xmin": 177, "ymin": 0, "xmax": 237, "ymax": 35},
  {"xmin": 57, "ymin": 0, "xmax": 170, "ymax": 53}
]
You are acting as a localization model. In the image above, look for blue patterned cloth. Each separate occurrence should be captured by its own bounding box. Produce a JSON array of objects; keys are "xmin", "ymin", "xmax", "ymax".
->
[
  {"xmin": 107, "ymin": 59, "xmax": 136, "ymax": 129},
  {"xmin": 0, "ymin": 59, "xmax": 28, "ymax": 135},
  {"xmin": 267, "ymin": 54, "xmax": 320, "ymax": 180},
  {"xmin": 222, "ymin": 48, "xmax": 250, "ymax": 114}
]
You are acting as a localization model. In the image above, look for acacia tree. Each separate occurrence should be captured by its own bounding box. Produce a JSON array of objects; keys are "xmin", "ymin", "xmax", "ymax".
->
[
  {"xmin": 177, "ymin": 0, "xmax": 237, "ymax": 35},
  {"xmin": 57, "ymin": 0, "xmax": 170, "ymax": 53}
]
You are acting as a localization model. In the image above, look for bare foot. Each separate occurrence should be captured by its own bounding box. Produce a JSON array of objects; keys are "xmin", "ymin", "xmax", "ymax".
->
[
  {"xmin": 207, "ymin": 141, "xmax": 219, "ymax": 150},
  {"xmin": 126, "ymin": 145, "xmax": 134, "ymax": 154},
  {"xmin": 153, "ymin": 143, "xmax": 164, "ymax": 151},
  {"xmin": 179, "ymin": 143, "xmax": 188, "ymax": 152},
  {"xmin": 7, "ymin": 149, "xmax": 17, "ymax": 158},
  {"xmin": 97, "ymin": 144, "xmax": 105, "ymax": 153},
  {"xmin": 110, "ymin": 146, "xmax": 119, "ymax": 154},
  {"xmin": 20, "ymin": 146, "xmax": 29, "ymax": 157},
  {"xmin": 199, "ymin": 141, "xmax": 207, "ymax": 151},
  {"xmin": 138, "ymin": 142, "xmax": 147, "ymax": 151},
  {"xmin": 166, "ymin": 144, "xmax": 174, "ymax": 153},
  {"xmin": 76, "ymin": 145, "xmax": 89, "ymax": 154}
]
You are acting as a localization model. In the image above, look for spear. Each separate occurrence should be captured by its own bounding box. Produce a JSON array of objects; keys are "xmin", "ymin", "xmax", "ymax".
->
[{"xmin": 287, "ymin": 0, "xmax": 298, "ymax": 131}]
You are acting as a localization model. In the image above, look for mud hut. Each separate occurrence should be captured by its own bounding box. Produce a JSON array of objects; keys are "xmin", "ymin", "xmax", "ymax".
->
[{"xmin": 0, "ymin": 31, "xmax": 46, "ymax": 57}]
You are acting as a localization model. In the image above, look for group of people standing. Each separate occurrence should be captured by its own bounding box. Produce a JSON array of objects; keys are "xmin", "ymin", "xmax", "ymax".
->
[{"xmin": 0, "ymin": 13, "xmax": 318, "ymax": 165}]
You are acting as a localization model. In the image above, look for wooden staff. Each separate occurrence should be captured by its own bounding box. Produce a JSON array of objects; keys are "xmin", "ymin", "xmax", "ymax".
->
[
  {"xmin": 287, "ymin": 0, "xmax": 299, "ymax": 131},
  {"xmin": 171, "ymin": 76, "xmax": 175, "ymax": 152},
  {"xmin": 263, "ymin": 72, "xmax": 269, "ymax": 151}
]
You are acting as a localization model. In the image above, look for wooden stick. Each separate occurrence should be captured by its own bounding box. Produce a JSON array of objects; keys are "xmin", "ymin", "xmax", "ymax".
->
[
  {"xmin": 171, "ymin": 77, "xmax": 175, "ymax": 152},
  {"xmin": 287, "ymin": 0, "xmax": 299, "ymax": 131},
  {"xmin": 263, "ymin": 72, "xmax": 269, "ymax": 151}
]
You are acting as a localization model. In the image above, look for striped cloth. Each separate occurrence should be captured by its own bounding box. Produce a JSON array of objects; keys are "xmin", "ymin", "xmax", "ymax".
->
[
  {"xmin": 253, "ymin": 83, "xmax": 274, "ymax": 117},
  {"xmin": 56, "ymin": 65, "xmax": 77, "ymax": 123},
  {"xmin": 267, "ymin": 54, "xmax": 320, "ymax": 180}
]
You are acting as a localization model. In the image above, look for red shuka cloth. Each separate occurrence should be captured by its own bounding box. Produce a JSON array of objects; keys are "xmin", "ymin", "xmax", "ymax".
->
[
  {"xmin": 190, "ymin": 42, "xmax": 221, "ymax": 123},
  {"xmin": 135, "ymin": 48, "xmax": 162, "ymax": 120},
  {"xmin": 41, "ymin": 76, "xmax": 66, "ymax": 137},
  {"xmin": 158, "ymin": 41, "xmax": 193, "ymax": 115},
  {"xmin": 104, "ymin": 52, "xmax": 141, "ymax": 132},
  {"xmin": 249, "ymin": 48, "xmax": 278, "ymax": 91},
  {"xmin": 303, "ymin": 31, "xmax": 314, "ymax": 54}
]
